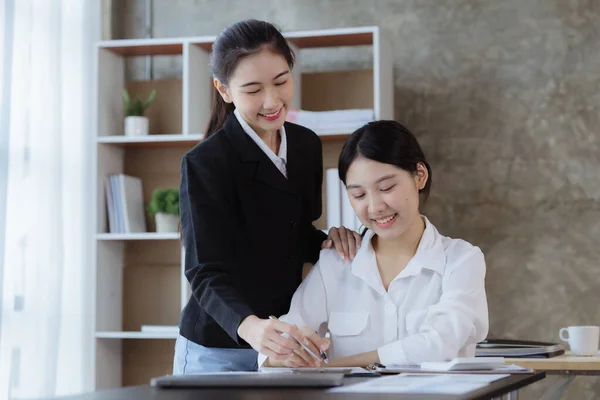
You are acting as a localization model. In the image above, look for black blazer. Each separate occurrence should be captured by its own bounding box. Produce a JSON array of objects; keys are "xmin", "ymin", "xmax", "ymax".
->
[{"xmin": 178, "ymin": 113, "xmax": 327, "ymax": 348}]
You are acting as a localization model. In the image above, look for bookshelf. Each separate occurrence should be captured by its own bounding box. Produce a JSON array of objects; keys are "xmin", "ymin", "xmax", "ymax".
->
[{"xmin": 92, "ymin": 26, "xmax": 393, "ymax": 390}]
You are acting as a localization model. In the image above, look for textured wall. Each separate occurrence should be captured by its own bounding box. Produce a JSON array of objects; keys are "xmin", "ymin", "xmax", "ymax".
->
[{"xmin": 114, "ymin": 1, "xmax": 600, "ymax": 397}]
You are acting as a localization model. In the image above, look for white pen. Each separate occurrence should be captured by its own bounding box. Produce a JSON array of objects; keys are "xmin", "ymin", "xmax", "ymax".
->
[{"xmin": 268, "ymin": 315, "xmax": 329, "ymax": 364}]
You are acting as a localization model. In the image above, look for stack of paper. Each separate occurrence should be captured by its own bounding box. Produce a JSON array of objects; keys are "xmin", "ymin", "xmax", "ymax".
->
[
  {"xmin": 105, "ymin": 174, "xmax": 147, "ymax": 233},
  {"xmin": 329, "ymin": 373, "xmax": 510, "ymax": 394},
  {"xmin": 286, "ymin": 109, "xmax": 374, "ymax": 135},
  {"xmin": 326, "ymin": 168, "xmax": 361, "ymax": 232}
]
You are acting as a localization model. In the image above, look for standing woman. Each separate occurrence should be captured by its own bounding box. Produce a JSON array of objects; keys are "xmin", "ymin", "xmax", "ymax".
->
[{"xmin": 174, "ymin": 19, "xmax": 360, "ymax": 374}]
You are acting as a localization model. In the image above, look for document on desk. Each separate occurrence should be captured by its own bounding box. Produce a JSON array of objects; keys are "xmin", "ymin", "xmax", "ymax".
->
[
  {"xmin": 328, "ymin": 373, "xmax": 509, "ymax": 394},
  {"xmin": 260, "ymin": 367, "xmax": 368, "ymax": 374}
]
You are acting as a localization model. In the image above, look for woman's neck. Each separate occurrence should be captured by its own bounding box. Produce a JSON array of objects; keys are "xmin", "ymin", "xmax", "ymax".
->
[
  {"xmin": 372, "ymin": 215, "xmax": 426, "ymax": 288},
  {"xmin": 256, "ymin": 127, "xmax": 280, "ymax": 154}
]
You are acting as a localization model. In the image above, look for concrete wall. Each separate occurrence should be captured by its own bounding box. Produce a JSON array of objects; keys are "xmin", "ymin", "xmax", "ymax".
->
[{"xmin": 110, "ymin": 1, "xmax": 600, "ymax": 397}]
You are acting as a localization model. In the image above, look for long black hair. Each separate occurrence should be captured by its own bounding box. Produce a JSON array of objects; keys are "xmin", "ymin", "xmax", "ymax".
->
[
  {"xmin": 338, "ymin": 120, "xmax": 432, "ymax": 203},
  {"xmin": 205, "ymin": 19, "xmax": 296, "ymax": 137}
]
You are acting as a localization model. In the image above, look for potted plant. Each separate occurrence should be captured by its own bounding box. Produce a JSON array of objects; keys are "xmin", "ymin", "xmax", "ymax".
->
[
  {"xmin": 123, "ymin": 89, "xmax": 157, "ymax": 136},
  {"xmin": 147, "ymin": 188, "xmax": 179, "ymax": 233}
]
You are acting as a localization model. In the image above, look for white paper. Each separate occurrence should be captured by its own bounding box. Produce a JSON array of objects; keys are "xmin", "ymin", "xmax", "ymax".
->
[
  {"xmin": 329, "ymin": 373, "xmax": 509, "ymax": 394},
  {"xmin": 260, "ymin": 367, "xmax": 367, "ymax": 374},
  {"xmin": 341, "ymin": 185, "xmax": 357, "ymax": 230}
]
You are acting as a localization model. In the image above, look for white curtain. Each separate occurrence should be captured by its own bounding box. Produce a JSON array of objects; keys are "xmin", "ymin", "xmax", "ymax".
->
[{"xmin": 0, "ymin": 0, "xmax": 99, "ymax": 398}]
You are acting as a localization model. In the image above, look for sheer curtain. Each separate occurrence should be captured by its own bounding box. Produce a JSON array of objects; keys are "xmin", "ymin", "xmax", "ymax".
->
[{"xmin": 0, "ymin": 0, "xmax": 99, "ymax": 398}]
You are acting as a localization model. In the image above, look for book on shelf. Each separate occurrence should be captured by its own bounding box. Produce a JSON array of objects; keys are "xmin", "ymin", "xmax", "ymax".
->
[
  {"xmin": 286, "ymin": 109, "xmax": 374, "ymax": 134},
  {"xmin": 326, "ymin": 168, "xmax": 342, "ymax": 229},
  {"xmin": 326, "ymin": 168, "xmax": 360, "ymax": 232},
  {"xmin": 105, "ymin": 174, "xmax": 147, "ymax": 234}
]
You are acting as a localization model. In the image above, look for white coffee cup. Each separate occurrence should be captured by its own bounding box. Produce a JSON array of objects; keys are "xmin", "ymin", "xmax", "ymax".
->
[{"xmin": 559, "ymin": 326, "xmax": 600, "ymax": 356}]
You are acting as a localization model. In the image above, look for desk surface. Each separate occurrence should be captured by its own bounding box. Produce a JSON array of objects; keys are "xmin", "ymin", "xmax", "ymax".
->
[
  {"xmin": 506, "ymin": 353, "xmax": 600, "ymax": 375},
  {"xmin": 57, "ymin": 374, "xmax": 545, "ymax": 400}
]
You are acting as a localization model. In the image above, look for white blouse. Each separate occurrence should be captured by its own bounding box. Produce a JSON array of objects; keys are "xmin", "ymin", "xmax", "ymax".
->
[{"xmin": 258, "ymin": 217, "xmax": 489, "ymax": 367}]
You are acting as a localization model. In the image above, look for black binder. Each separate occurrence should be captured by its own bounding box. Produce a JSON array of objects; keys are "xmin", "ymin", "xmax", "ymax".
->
[{"xmin": 476, "ymin": 339, "xmax": 566, "ymax": 358}]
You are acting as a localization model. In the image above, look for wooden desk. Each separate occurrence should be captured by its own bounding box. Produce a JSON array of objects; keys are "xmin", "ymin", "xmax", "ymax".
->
[
  {"xmin": 55, "ymin": 374, "xmax": 545, "ymax": 400},
  {"xmin": 505, "ymin": 353, "xmax": 600, "ymax": 399},
  {"xmin": 505, "ymin": 354, "xmax": 600, "ymax": 375}
]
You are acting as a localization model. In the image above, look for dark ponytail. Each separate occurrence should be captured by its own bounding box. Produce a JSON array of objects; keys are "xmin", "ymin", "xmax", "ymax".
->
[
  {"xmin": 205, "ymin": 19, "xmax": 296, "ymax": 137},
  {"xmin": 206, "ymin": 87, "xmax": 235, "ymax": 136}
]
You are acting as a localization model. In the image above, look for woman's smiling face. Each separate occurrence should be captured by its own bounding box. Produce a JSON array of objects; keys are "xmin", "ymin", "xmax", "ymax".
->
[
  {"xmin": 214, "ymin": 46, "xmax": 294, "ymax": 136},
  {"xmin": 345, "ymin": 156, "xmax": 428, "ymax": 240}
]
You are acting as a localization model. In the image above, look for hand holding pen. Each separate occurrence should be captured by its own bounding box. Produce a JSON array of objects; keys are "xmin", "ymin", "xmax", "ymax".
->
[{"xmin": 269, "ymin": 316, "xmax": 330, "ymax": 367}]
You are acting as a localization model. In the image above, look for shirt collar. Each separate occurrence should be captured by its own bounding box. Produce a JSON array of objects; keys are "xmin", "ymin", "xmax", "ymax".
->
[
  {"xmin": 233, "ymin": 108, "xmax": 287, "ymax": 163},
  {"xmin": 401, "ymin": 216, "xmax": 447, "ymax": 276},
  {"xmin": 350, "ymin": 216, "xmax": 447, "ymax": 291}
]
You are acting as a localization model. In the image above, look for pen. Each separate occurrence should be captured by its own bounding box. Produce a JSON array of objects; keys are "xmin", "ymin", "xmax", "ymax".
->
[{"xmin": 268, "ymin": 315, "xmax": 329, "ymax": 364}]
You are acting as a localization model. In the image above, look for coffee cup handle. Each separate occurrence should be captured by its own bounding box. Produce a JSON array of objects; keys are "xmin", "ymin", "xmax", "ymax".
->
[{"xmin": 559, "ymin": 327, "xmax": 569, "ymax": 342}]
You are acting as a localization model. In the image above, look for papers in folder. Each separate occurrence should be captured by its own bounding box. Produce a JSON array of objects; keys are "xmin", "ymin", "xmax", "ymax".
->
[
  {"xmin": 286, "ymin": 109, "xmax": 374, "ymax": 135},
  {"xmin": 369, "ymin": 357, "xmax": 532, "ymax": 375}
]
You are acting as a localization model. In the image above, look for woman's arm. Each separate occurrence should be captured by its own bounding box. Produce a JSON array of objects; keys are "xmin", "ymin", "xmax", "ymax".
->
[
  {"xmin": 375, "ymin": 248, "xmax": 489, "ymax": 366},
  {"xmin": 181, "ymin": 153, "xmax": 303, "ymax": 359},
  {"xmin": 325, "ymin": 350, "xmax": 379, "ymax": 367},
  {"xmin": 180, "ymin": 153, "xmax": 253, "ymax": 343}
]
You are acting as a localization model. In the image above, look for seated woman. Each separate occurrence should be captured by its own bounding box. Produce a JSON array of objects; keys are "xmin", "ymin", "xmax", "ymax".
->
[{"xmin": 259, "ymin": 120, "xmax": 489, "ymax": 368}]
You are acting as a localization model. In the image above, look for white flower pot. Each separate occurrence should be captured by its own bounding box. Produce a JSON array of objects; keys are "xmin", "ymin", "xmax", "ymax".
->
[
  {"xmin": 155, "ymin": 213, "xmax": 179, "ymax": 233},
  {"xmin": 124, "ymin": 116, "xmax": 149, "ymax": 136}
]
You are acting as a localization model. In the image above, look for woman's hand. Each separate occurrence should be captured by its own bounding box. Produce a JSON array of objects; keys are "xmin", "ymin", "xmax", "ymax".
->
[
  {"xmin": 266, "ymin": 326, "xmax": 331, "ymax": 368},
  {"xmin": 322, "ymin": 225, "xmax": 362, "ymax": 261},
  {"xmin": 237, "ymin": 315, "xmax": 304, "ymax": 360}
]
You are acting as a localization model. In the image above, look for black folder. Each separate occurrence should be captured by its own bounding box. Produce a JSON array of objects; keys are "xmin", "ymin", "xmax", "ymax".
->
[{"xmin": 476, "ymin": 339, "xmax": 566, "ymax": 358}]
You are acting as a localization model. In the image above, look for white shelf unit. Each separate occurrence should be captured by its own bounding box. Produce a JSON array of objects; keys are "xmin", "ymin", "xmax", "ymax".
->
[
  {"xmin": 92, "ymin": 26, "xmax": 393, "ymax": 390},
  {"xmin": 96, "ymin": 232, "xmax": 181, "ymax": 241},
  {"xmin": 95, "ymin": 331, "xmax": 179, "ymax": 339},
  {"xmin": 96, "ymin": 134, "xmax": 204, "ymax": 146}
]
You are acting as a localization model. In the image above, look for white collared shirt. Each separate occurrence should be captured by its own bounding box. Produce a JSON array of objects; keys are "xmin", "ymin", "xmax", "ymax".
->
[
  {"xmin": 234, "ymin": 108, "xmax": 288, "ymax": 178},
  {"xmin": 258, "ymin": 217, "xmax": 489, "ymax": 367}
]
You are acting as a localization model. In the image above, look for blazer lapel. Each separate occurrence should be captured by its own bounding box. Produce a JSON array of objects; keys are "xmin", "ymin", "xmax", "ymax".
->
[
  {"xmin": 282, "ymin": 123, "xmax": 304, "ymax": 196},
  {"xmin": 224, "ymin": 113, "xmax": 295, "ymax": 195}
]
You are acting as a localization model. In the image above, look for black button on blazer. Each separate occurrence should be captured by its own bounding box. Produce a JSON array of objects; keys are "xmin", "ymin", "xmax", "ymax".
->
[{"xmin": 178, "ymin": 112, "xmax": 327, "ymax": 348}]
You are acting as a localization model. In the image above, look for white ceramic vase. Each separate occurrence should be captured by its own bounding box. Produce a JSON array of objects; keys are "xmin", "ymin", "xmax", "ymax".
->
[
  {"xmin": 155, "ymin": 213, "xmax": 179, "ymax": 233},
  {"xmin": 124, "ymin": 116, "xmax": 149, "ymax": 136}
]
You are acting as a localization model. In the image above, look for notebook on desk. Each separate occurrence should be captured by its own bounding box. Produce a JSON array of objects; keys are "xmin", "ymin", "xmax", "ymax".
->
[
  {"xmin": 150, "ymin": 372, "xmax": 345, "ymax": 388},
  {"xmin": 476, "ymin": 339, "xmax": 566, "ymax": 358}
]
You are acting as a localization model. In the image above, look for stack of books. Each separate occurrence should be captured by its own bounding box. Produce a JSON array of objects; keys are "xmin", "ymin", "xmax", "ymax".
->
[{"xmin": 105, "ymin": 174, "xmax": 147, "ymax": 233}]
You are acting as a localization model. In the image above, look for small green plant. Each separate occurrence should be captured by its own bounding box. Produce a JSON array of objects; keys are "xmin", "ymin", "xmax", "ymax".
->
[
  {"xmin": 147, "ymin": 188, "xmax": 179, "ymax": 217},
  {"xmin": 123, "ymin": 89, "xmax": 157, "ymax": 117}
]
